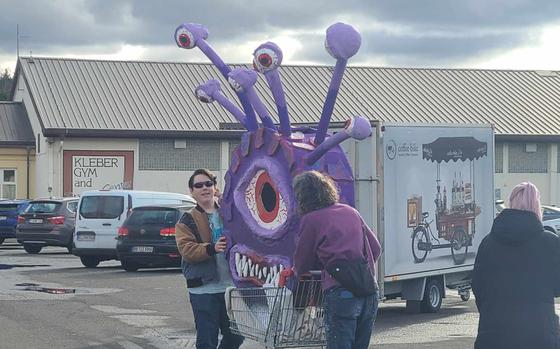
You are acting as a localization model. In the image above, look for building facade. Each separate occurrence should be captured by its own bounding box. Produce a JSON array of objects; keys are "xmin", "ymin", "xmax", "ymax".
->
[
  {"xmin": 9, "ymin": 57, "xmax": 560, "ymax": 204},
  {"xmin": 0, "ymin": 102, "xmax": 35, "ymax": 199}
]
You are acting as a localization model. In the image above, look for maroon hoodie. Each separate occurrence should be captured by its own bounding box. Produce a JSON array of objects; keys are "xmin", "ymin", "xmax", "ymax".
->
[{"xmin": 293, "ymin": 203, "xmax": 382, "ymax": 290}]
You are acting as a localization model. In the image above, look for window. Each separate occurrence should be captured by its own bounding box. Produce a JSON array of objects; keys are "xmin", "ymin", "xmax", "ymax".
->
[
  {"xmin": 127, "ymin": 208, "xmax": 179, "ymax": 227},
  {"xmin": 139, "ymin": 139, "xmax": 221, "ymax": 170},
  {"xmin": 495, "ymin": 142, "xmax": 503, "ymax": 173},
  {"xmin": 67, "ymin": 201, "xmax": 78, "ymax": 213},
  {"xmin": 508, "ymin": 143, "xmax": 548, "ymax": 173},
  {"xmin": 1, "ymin": 169, "xmax": 16, "ymax": 200},
  {"xmin": 79, "ymin": 196, "xmax": 124, "ymax": 219},
  {"xmin": 27, "ymin": 202, "xmax": 61, "ymax": 214}
]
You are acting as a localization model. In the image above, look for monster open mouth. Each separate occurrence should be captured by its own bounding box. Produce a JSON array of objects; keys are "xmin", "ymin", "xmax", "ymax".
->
[{"xmin": 229, "ymin": 244, "xmax": 291, "ymax": 287}]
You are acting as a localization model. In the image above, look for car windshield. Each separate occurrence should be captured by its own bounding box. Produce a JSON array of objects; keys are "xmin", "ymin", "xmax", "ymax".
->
[
  {"xmin": 79, "ymin": 196, "xmax": 124, "ymax": 219},
  {"xmin": 542, "ymin": 206, "xmax": 560, "ymax": 221},
  {"xmin": 126, "ymin": 208, "xmax": 179, "ymax": 227},
  {"xmin": 26, "ymin": 202, "xmax": 61, "ymax": 213}
]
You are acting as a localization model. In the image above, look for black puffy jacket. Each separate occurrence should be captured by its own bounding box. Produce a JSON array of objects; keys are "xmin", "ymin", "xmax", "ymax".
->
[{"xmin": 472, "ymin": 209, "xmax": 560, "ymax": 349}]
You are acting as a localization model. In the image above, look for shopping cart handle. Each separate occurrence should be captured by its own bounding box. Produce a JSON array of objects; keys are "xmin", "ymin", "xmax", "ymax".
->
[{"xmin": 278, "ymin": 268, "xmax": 294, "ymax": 287}]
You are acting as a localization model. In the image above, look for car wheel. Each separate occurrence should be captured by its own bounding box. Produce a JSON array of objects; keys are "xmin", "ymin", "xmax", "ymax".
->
[
  {"xmin": 121, "ymin": 260, "xmax": 139, "ymax": 272},
  {"xmin": 80, "ymin": 256, "xmax": 100, "ymax": 268},
  {"xmin": 421, "ymin": 278, "xmax": 443, "ymax": 313},
  {"xmin": 23, "ymin": 244, "xmax": 42, "ymax": 254},
  {"xmin": 67, "ymin": 242, "xmax": 74, "ymax": 254}
]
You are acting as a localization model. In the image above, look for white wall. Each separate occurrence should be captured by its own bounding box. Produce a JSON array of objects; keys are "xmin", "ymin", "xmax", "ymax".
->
[
  {"xmin": 27, "ymin": 137, "xmax": 232, "ymax": 197},
  {"xmin": 495, "ymin": 144, "xmax": 560, "ymax": 205},
  {"xmin": 13, "ymin": 73, "xmax": 51, "ymax": 198}
]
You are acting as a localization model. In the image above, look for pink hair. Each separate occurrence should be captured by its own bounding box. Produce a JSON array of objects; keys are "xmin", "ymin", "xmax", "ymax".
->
[{"xmin": 509, "ymin": 181, "xmax": 542, "ymax": 221}]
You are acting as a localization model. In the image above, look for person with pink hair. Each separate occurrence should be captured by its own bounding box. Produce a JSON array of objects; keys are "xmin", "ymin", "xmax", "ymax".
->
[{"xmin": 472, "ymin": 182, "xmax": 560, "ymax": 348}]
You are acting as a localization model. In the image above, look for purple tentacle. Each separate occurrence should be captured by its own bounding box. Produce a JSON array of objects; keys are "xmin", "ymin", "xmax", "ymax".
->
[
  {"xmin": 229, "ymin": 68, "xmax": 277, "ymax": 131},
  {"xmin": 314, "ymin": 23, "xmax": 361, "ymax": 145},
  {"xmin": 254, "ymin": 42, "xmax": 291, "ymax": 137},
  {"xmin": 195, "ymin": 79, "xmax": 249, "ymax": 129},
  {"xmin": 307, "ymin": 116, "xmax": 371, "ymax": 165},
  {"xmin": 175, "ymin": 23, "xmax": 257, "ymax": 127},
  {"xmin": 264, "ymin": 72, "xmax": 290, "ymax": 136}
]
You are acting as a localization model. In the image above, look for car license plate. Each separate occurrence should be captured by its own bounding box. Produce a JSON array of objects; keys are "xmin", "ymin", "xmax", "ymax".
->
[
  {"xmin": 77, "ymin": 232, "xmax": 95, "ymax": 241},
  {"xmin": 131, "ymin": 246, "xmax": 154, "ymax": 253},
  {"xmin": 28, "ymin": 219, "xmax": 43, "ymax": 224},
  {"xmin": 0, "ymin": 216, "xmax": 6, "ymax": 221}
]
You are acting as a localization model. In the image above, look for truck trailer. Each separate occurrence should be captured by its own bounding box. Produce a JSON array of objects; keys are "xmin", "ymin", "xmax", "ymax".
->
[{"xmin": 342, "ymin": 121, "xmax": 495, "ymax": 312}]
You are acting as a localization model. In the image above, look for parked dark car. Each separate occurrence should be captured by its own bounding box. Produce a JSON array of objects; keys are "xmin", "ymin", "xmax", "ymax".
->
[
  {"xmin": 0, "ymin": 200, "xmax": 31, "ymax": 245},
  {"xmin": 116, "ymin": 204, "xmax": 194, "ymax": 272},
  {"xmin": 16, "ymin": 198, "xmax": 79, "ymax": 254}
]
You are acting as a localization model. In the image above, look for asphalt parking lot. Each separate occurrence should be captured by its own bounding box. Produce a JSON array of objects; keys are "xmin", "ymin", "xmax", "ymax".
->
[{"xmin": 1, "ymin": 239, "xmax": 482, "ymax": 348}]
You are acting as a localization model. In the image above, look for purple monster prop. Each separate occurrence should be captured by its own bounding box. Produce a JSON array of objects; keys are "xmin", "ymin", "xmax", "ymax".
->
[{"xmin": 175, "ymin": 22, "xmax": 371, "ymax": 288}]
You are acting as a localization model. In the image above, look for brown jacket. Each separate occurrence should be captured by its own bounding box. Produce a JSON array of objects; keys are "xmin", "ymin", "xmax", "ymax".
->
[{"xmin": 175, "ymin": 205, "xmax": 217, "ymax": 263}]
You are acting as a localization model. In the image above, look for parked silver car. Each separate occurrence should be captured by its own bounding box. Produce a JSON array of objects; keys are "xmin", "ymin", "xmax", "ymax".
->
[{"xmin": 495, "ymin": 200, "xmax": 560, "ymax": 235}]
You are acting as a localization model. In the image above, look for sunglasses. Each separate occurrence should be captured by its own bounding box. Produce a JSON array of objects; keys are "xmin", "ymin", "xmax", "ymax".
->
[{"xmin": 193, "ymin": 180, "xmax": 215, "ymax": 189}]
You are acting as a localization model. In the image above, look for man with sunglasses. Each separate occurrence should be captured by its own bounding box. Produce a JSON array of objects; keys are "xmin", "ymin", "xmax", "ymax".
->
[{"xmin": 176, "ymin": 168, "xmax": 243, "ymax": 349}]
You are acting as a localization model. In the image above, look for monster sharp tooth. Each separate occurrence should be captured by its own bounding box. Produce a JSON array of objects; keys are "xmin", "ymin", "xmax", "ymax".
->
[
  {"xmin": 241, "ymin": 255, "xmax": 247, "ymax": 265},
  {"xmin": 235, "ymin": 260, "xmax": 241, "ymax": 276},
  {"xmin": 250, "ymin": 265, "xmax": 255, "ymax": 277},
  {"xmin": 262, "ymin": 266, "xmax": 268, "ymax": 277},
  {"xmin": 265, "ymin": 273, "xmax": 272, "ymax": 284},
  {"xmin": 248, "ymin": 259, "xmax": 253, "ymax": 268},
  {"xmin": 273, "ymin": 273, "xmax": 279, "ymax": 287},
  {"xmin": 258, "ymin": 269, "xmax": 263, "ymax": 280},
  {"xmin": 235, "ymin": 253, "xmax": 240, "ymax": 265},
  {"xmin": 243, "ymin": 263, "xmax": 249, "ymax": 277},
  {"xmin": 279, "ymin": 264, "xmax": 284, "ymax": 272},
  {"xmin": 271, "ymin": 266, "xmax": 277, "ymax": 277}
]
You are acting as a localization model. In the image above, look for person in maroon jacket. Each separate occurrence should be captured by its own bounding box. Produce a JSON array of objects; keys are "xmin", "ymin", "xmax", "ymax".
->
[{"xmin": 293, "ymin": 170, "xmax": 381, "ymax": 349}]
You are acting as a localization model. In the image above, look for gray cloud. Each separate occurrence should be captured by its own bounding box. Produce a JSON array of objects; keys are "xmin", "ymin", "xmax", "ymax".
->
[{"xmin": 1, "ymin": 0, "xmax": 559, "ymax": 71}]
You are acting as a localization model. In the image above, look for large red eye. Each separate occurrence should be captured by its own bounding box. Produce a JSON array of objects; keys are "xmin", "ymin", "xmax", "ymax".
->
[
  {"xmin": 255, "ymin": 171, "xmax": 279, "ymax": 223},
  {"xmin": 245, "ymin": 170, "xmax": 287, "ymax": 229}
]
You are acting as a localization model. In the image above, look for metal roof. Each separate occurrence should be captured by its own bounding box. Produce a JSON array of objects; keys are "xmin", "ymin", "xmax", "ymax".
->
[
  {"xmin": 0, "ymin": 102, "xmax": 35, "ymax": 146},
  {"xmin": 14, "ymin": 57, "xmax": 560, "ymax": 139}
]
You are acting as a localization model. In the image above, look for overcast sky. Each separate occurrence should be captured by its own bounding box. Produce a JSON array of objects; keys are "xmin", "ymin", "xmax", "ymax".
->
[{"xmin": 2, "ymin": 0, "xmax": 560, "ymax": 75}]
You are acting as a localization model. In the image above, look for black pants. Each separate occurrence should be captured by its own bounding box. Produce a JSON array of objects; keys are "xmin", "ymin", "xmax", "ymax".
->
[{"xmin": 189, "ymin": 292, "xmax": 244, "ymax": 349}]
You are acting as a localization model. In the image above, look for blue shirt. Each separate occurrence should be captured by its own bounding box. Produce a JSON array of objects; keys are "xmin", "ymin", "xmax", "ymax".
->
[{"xmin": 189, "ymin": 211, "xmax": 234, "ymax": 295}]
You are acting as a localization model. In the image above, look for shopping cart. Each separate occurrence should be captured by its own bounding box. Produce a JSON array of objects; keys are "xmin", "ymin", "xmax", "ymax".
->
[{"xmin": 226, "ymin": 270, "xmax": 325, "ymax": 348}]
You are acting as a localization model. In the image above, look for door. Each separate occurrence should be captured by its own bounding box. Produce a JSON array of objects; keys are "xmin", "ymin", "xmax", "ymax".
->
[{"xmin": 75, "ymin": 195, "xmax": 125, "ymax": 250}]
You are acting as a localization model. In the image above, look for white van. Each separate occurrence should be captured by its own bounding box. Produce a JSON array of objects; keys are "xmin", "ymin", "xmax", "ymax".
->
[{"xmin": 73, "ymin": 190, "xmax": 195, "ymax": 268}]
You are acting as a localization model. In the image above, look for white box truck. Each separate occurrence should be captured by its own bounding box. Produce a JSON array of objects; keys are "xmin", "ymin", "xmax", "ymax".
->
[{"xmin": 342, "ymin": 122, "xmax": 495, "ymax": 312}]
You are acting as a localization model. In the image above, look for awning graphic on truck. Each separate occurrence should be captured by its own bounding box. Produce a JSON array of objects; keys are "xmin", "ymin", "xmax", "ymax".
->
[{"xmin": 422, "ymin": 137, "xmax": 488, "ymax": 163}]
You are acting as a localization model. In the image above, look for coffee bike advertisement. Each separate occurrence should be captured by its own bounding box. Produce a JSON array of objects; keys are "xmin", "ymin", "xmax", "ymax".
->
[{"xmin": 382, "ymin": 124, "xmax": 494, "ymax": 279}]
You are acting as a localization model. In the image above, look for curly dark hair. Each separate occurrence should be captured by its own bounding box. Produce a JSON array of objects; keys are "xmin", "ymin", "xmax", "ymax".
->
[
  {"xmin": 293, "ymin": 171, "xmax": 339, "ymax": 215},
  {"xmin": 188, "ymin": 168, "xmax": 217, "ymax": 189}
]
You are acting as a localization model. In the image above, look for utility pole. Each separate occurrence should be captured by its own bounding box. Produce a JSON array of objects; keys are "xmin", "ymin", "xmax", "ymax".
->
[{"xmin": 16, "ymin": 24, "xmax": 19, "ymax": 58}]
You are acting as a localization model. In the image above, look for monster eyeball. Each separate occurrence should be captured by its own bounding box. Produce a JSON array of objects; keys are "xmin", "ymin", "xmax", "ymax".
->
[
  {"xmin": 175, "ymin": 28, "xmax": 195, "ymax": 49},
  {"xmin": 252, "ymin": 42, "xmax": 283, "ymax": 73}
]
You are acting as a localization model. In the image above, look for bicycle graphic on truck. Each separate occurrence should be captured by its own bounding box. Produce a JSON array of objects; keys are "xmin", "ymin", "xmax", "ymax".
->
[{"xmin": 410, "ymin": 137, "xmax": 488, "ymax": 265}]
